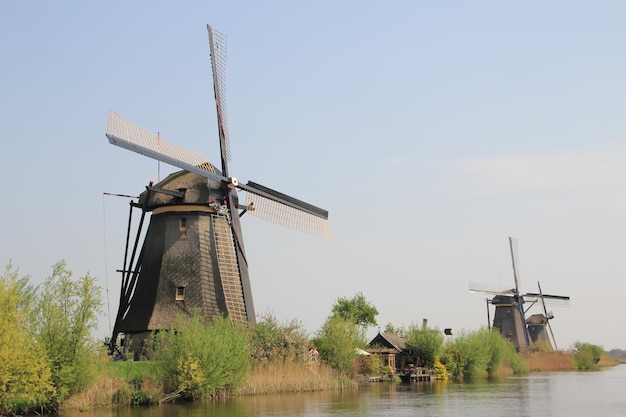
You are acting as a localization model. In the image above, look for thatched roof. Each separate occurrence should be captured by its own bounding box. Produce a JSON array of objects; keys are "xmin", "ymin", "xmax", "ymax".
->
[{"xmin": 367, "ymin": 332, "xmax": 407, "ymax": 353}]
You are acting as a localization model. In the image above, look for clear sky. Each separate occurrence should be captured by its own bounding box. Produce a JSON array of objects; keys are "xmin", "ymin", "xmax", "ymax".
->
[{"xmin": 2, "ymin": 1, "xmax": 625, "ymax": 350}]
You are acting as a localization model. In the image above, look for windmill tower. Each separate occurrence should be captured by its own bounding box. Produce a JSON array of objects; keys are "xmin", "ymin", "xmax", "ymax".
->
[
  {"xmin": 524, "ymin": 281, "xmax": 569, "ymax": 349},
  {"xmin": 106, "ymin": 25, "xmax": 331, "ymax": 356},
  {"xmin": 470, "ymin": 237, "xmax": 569, "ymax": 350}
]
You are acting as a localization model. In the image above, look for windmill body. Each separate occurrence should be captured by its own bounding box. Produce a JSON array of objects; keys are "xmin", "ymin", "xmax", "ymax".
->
[
  {"xmin": 526, "ymin": 314, "xmax": 551, "ymax": 345},
  {"xmin": 113, "ymin": 171, "xmax": 254, "ymax": 355},
  {"xmin": 106, "ymin": 26, "xmax": 330, "ymax": 357},
  {"xmin": 490, "ymin": 294, "xmax": 529, "ymax": 350}
]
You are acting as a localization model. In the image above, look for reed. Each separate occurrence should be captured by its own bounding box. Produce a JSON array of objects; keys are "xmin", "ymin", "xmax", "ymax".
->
[
  {"xmin": 236, "ymin": 361, "xmax": 353, "ymax": 395},
  {"xmin": 60, "ymin": 360, "xmax": 162, "ymax": 410},
  {"xmin": 523, "ymin": 351, "xmax": 575, "ymax": 372},
  {"xmin": 59, "ymin": 377, "xmax": 125, "ymax": 410}
]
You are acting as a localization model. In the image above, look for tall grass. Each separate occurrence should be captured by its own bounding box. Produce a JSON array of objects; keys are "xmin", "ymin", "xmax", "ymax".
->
[
  {"xmin": 523, "ymin": 351, "xmax": 575, "ymax": 372},
  {"xmin": 236, "ymin": 361, "xmax": 353, "ymax": 395},
  {"xmin": 59, "ymin": 359, "xmax": 162, "ymax": 410},
  {"xmin": 59, "ymin": 377, "xmax": 125, "ymax": 410}
]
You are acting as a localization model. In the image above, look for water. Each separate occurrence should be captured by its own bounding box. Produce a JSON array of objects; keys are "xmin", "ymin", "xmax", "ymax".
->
[{"xmin": 58, "ymin": 365, "xmax": 626, "ymax": 417}]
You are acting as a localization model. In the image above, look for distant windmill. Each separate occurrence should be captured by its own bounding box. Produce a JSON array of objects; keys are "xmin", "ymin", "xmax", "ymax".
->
[
  {"xmin": 470, "ymin": 237, "xmax": 569, "ymax": 350},
  {"xmin": 105, "ymin": 25, "xmax": 331, "ymax": 357}
]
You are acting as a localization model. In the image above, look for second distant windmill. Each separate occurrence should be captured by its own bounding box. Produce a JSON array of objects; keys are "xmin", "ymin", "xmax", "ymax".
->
[{"xmin": 470, "ymin": 237, "xmax": 570, "ymax": 350}]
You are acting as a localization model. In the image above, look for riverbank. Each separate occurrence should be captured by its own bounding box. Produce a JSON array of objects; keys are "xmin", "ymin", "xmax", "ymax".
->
[
  {"xmin": 50, "ymin": 364, "xmax": 626, "ymax": 417},
  {"xmin": 57, "ymin": 349, "xmax": 620, "ymax": 413},
  {"xmin": 59, "ymin": 360, "xmax": 351, "ymax": 412}
]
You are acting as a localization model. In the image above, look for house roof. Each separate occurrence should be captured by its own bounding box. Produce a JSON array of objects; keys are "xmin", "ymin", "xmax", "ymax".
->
[{"xmin": 367, "ymin": 332, "xmax": 407, "ymax": 352}]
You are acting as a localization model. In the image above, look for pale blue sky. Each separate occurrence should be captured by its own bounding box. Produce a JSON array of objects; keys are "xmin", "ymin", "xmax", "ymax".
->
[{"xmin": 2, "ymin": 1, "xmax": 626, "ymax": 350}]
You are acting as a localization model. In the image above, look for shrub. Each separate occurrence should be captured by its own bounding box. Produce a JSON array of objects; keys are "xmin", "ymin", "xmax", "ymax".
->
[
  {"xmin": 149, "ymin": 313, "xmax": 250, "ymax": 399},
  {"xmin": 573, "ymin": 342, "xmax": 604, "ymax": 371},
  {"xmin": 444, "ymin": 328, "xmax": 527, "ymax": 378},
  {"xmin": 248, "ymin": 313, "xmax": 309, "ymax": 363},
  {"xmin": 359, "ymin": 354, "xmax": 383, "ymax": 376}
]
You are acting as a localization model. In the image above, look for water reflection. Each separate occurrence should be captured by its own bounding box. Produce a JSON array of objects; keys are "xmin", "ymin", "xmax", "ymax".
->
[{"xmin": 57, "ymin": 365, "xmax": 626, "ymax": 417}]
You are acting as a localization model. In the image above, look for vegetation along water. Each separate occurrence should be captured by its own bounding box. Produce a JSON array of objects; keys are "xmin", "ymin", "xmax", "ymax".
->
[
  {"xmin": 1, "ymin": 262, "xmax": 622, "ymax": 416},
  {"xmin": 52, "ymin": 365, "xmax": 626, "ymax": 417}
]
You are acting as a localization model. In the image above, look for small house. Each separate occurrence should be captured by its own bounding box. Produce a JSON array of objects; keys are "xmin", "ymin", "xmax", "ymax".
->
[{"xmin": 367, "ymin": 332, "xmax": 419, "ymax": 372}]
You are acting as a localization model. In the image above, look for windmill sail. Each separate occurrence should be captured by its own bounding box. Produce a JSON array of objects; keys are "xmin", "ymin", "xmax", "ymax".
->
[
  {"xmin": 509, "ymin": 236, "xmax": 521, "ymax": 293},
  {"xmin": 107, "ymin": 109, "xmax": 217, "ymax": 175},
  {"xmin": 508, "ymin": 236, "xmax": 530, "ymax": 347},
  {"xmin": 207, "ymin": 25, "xmax": 231, "ymax": 173}
]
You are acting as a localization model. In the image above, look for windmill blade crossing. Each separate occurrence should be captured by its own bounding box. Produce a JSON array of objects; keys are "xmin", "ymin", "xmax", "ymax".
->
[{"xmin": 107, "ymin": 109, "xmax": 330, "ymax": 236}]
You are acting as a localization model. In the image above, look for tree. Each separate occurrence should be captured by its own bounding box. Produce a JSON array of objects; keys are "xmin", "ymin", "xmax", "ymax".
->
[
  {"xmin": 248, "ymin": 312, "xmax": 309, "ymax": 363},
  {"xmin": 404, "ymin": 323, "xmax": 444, "ymax": 369},
  {"xmin": 313, "ymin": 315, "xmax": 365, "ymax": 374},
  {"xmin": 384, "ymin": 323, "xmax": 403, "ymax": 335},
  {"xmin": 331, "ymin": 292, "xmax": 378, "ymax": 328},
  {"xmin": 0, "ymin": 263, "xmax": 54, "ymax": 415},
  {"xmin": 32, "ymin": 260, "xmax": 103, "ymax": 405}
]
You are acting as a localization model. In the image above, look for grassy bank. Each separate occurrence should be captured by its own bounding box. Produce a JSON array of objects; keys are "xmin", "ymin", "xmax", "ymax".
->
[
  {"xmin": 59, "ymin": 359, "xmax": 349, "ymax": 411},
  {"xmin": 59, "ymin": 349, "xmax": 621, "ymax": 412}
]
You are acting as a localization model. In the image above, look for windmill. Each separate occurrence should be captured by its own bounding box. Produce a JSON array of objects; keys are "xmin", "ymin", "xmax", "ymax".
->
[
  {"xmin": 470, "ymin": 237, "xmax": 569, "ymax": 350},
  {"xmin": 524, "ymin": 281, "xmax": 569, "ymax": 349},
  {"xmin": 105, "ymin": 25, "xmax": 331, "ymax": 357}
]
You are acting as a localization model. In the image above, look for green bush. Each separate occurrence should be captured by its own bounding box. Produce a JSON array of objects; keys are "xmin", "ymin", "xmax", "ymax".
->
[
  {"xmin": 360, "ymin": 354, "xmax": 383, "ymax": 376},
  {"xmin": 573, "ymin": 342, "xmax": 604, "ymax": 371},
  {"xmin": 149, "ymin": 313, "xmax": 250, "ymax": 399},
  {"xmin": 444, "ymin": 328, "xmax": 527, "ymax": 378}
]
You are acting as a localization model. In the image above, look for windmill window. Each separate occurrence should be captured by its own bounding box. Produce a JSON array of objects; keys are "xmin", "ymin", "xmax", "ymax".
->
[
  {"xmin": 176, "ymin": 286, "xmax": 185, "ymax": 301},
  {"xmin": 179, "ymin": 218, "xmax": 186, "ymax": 233}
]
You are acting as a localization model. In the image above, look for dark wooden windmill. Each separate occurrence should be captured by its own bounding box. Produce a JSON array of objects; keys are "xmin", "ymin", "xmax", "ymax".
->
[
  {"xmin": 105, "ymin": 25, "xmax": 330, "ymax": 356},
  {"xmin": 470, "ymin": 237, "xmax": 569, "ymax": 350}
]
